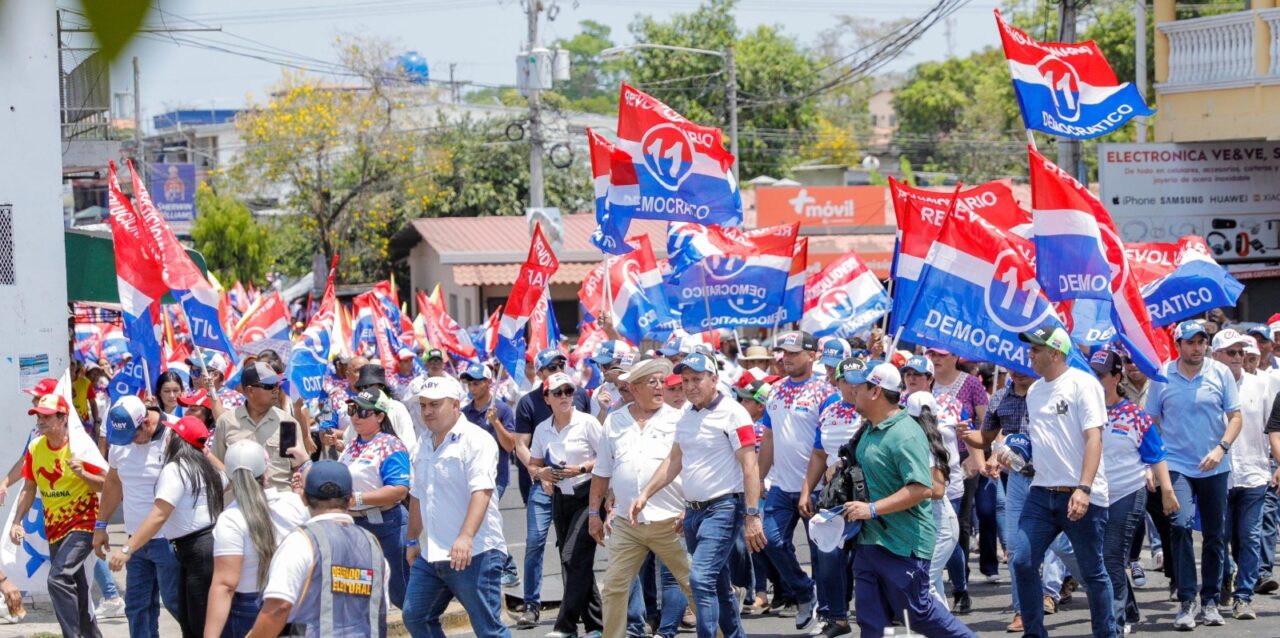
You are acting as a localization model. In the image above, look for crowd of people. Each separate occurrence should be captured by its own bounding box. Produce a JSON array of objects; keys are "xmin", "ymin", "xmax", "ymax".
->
[{"xmin": 4, "ymin": 310, "xmax": 1280, "ymax": 638}]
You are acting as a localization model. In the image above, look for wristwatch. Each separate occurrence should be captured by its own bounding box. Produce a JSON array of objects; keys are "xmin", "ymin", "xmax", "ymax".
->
[
  {"xmin": 1074, "ymin": 484, "xmax": 1092, "ymax": 495},
  {"xmin": 1218, "ymin": 440, "xmax": 1232, "ymax": 452},
  {"xmin": 120, "ymin": 545, "xmax": 131, "ymax": 556},
  {"xmin": 745, "ymin": 506, "xmax": 760, "ymax": 517}
]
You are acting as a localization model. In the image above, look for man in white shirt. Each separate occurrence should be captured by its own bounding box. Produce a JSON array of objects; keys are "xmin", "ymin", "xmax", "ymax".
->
[
  {"xmin": 1211, "ymin": 329, "xmax": 1275, "ymax": 619},
  {"xmin": 588, "ymin": 358, "xmax": 691, "ymax": 638},
  {"xmin": 402, "ymin": 376, "xmax": 510, "ymax": 637},
  {"xmin": 632, "ymin": 352, "xmax": 767, "ymax": 638},
  {"xmin": 1004, "ymin": 324, "xmax": 1114, "ymax": 638}
]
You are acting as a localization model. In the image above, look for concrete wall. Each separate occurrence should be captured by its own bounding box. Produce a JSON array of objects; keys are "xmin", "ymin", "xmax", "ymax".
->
[
  {"xmin": 1155, "ymin": 84, "xmax": 1280, "ymax": 142},
  {"xmin": 0, "ymin": 0, "xmax": 70, "ymax": 521}
]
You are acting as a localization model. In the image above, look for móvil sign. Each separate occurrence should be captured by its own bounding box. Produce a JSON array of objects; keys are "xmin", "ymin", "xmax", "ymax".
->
[{"xmin": 756, "ymin": 185, "xmax": 891, "ymax": 228}]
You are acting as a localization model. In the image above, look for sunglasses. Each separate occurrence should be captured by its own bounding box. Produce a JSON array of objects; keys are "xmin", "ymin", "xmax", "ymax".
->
[
  {"xmin": 542, "ymin": 362, "xmax": 565, "ymax": 372},
  {"xmin": 548, "ymin": 387, "xmax": 574, "ymax": 398},
  {"xmin": 347, "ymin": 405, "xmax": 377, "ymax": 418},
  {"xmin": 250, "ymin": 383, "xmax": 279, "ymax": 391},
  {"xmin": 1221, "ymin": 349, "xmax": 1245, "ymax": 357}
]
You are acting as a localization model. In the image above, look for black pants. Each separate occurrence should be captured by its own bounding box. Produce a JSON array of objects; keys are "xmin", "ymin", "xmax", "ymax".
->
[
  {"xmin": 170, "ymin": 526, "xmax": 215, "ymax": 638},
  {"xmin": 1144, "ymin": 485, "xmax": 1176, "ymax": 584},
  {"xmin": 551, "ymin": 484, "xmax": 603, "ymax": 634}
]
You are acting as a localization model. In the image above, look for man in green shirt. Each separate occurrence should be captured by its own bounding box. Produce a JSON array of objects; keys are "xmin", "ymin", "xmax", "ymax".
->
[{"xmin": 845, "ymin": 361, "xmax": 977, "ymax": 638}]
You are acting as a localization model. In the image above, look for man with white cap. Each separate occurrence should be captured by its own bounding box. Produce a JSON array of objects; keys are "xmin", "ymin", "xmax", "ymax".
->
[
  {"xmin": 758, "ymin": 330, "xmax": 837, "ymax": 630},
  {"xmin": 1148, "ymin": 320, "xmax": 1242, "ymax": 629},
  {"xmin": 211, "ymin": 361, "xmax": 310, "ymax": 491},
  {"xmin": 1209, "ymin": 328, "xmax": 1273, "ymax": 619},
  {"xmin": 589, "ymin": 340, "xmax": 634, "ymax": 421},
  {"xmin": 842, "ymin": 360, "xmax": 977, "ymax": 638},
  {"xmin": 402, "ymin": 375, "xmax": 511, "ymax": 638},
  {"xmin": 588, "ymin": 357, "xmax": 692, "ymax": 638},
  {"xmin": 632, "ymin": 351, "xmax": 766, "ymax": 638},
  {"xmin": 93, "ymin": 396, "xmax": 181, "ymax": 637},
  {"xmin": 1005, "ymin": 323, "xmax": 1114, "ymax": 638}
]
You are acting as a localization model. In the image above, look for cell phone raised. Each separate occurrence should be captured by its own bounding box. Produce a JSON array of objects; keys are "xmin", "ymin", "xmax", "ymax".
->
[{"xmin": 279, "ymin": 421, "xmax": 298, "ymax": 458}]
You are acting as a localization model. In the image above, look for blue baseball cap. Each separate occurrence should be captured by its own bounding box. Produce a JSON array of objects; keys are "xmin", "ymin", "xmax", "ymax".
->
[
  {"xmin": 838, "ymin": 358, "xmax": 869, "ymax": 384},
  {"xmin": 590, "ymin": 340, "xmax": 630, "ymax": 366},
  {"xmin": 1175, "ymin": 320, "xmax": 1209, "ymax": 342},
  {"xmin": 819, "ymin": 338, "xmax": 853, "ymax": 368},
  {"xmin": 1005, "ymin": 432, "xmax": 1033, "ymax": 462},
  {"xmin": 460, "ymin": 362, "xmax": 492, "ymax": 381},
  {"xmin": 534, "ymin": 347, "xmax": 566, "ymax": 371},
  {"xmin": 657, "ymin": 333, "xmax": 688, "ymax": 357},
  {"xmin": 673, "ymin": 351, "xmax": 715, "ymax": 374},
  {"xmin": 304, "ymin": 460, "xmax": 353, "ymax": 499},
  {"xmin": 900, "ymin": 355, "xmax": 934, "ymax": 376},
  {"xmin": 107, "ymin": 396, "xmax": 147, "ymax": 446},
  {"xmin": 1244, "ymin": 323, "xmax": 1272, "ymax": 342}
]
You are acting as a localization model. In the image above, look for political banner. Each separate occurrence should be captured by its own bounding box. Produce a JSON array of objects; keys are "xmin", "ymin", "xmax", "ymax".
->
[
  {"xmin": 1128, "ymin": 236, "xmax": 1245, "ymax": 326},
  {"xmin": 496, "ymin": 224, "xmax": 560, "ymax": 381},
  {"xmin": 149, "ymin": 163, "xmax": 197, "ymax": 222},
  {"xmin": 800, "ymin": 250, "xmax": 891, "ymax": 339},
  {"xmin": 669, "ymin": 224, "xmax": 799, "ymax": 331}
]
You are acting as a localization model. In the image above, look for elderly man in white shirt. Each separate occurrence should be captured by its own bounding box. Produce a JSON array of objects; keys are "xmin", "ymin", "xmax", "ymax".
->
[
  {"xmin": 402, "ymin": 376, "xmax": 511, "ymax": 638},
  {"xmin": 587, "ymin": 358, "xmax": 693, "ymax": 638}
]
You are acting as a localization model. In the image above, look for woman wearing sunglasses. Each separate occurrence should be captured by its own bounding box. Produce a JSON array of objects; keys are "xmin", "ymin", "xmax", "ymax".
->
[
  {"xmin": 528, "ymin": 372, "xmax": 605, "ymax": 638},
  {"xmin": 339, "ymin": 387, "xmax": 412, "ymax": 610}
]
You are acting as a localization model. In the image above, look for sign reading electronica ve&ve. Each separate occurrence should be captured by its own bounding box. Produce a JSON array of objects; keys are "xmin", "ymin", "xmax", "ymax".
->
[{"xmin": 1098, "ymin": 142, "xmax": 1280, "ymax": 262}]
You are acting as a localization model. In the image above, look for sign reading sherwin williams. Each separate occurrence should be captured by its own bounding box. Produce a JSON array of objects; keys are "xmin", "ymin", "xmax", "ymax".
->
[
  {"xmin": 149, "ymin": 163, "xmax": 197, "ymax": 222},
  {"xmin": 756, "ymin": 186, "xmax": 890, "ymax": 228},
  {"xmin": 1099, "ymin": 142, "xmax": 1280, "ymax": 262}
]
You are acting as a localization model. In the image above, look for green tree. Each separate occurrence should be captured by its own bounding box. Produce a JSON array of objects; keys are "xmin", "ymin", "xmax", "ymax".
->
[
  {"xmin": 190, "ymin": 183, "xmax": 272, "ymax": 284},
  {"xmin": 626, "ymin": 0, "xmax": 820, "ymax": 179},
  {"xmin": 551, "ymin": 20, "xmax": 625, "ymax": 114}
]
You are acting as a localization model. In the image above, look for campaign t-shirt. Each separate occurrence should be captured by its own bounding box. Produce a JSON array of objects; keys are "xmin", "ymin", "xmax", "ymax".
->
[
  {"xmin": 1026, "ymin": 367, "xmax": 1109, "ymax": 507},
  {"xmin": 763, "ymin": 375, "xmax": 838, "ymax": 492},
  {"xmin": 675, "ymin": 394, "xmax": 757, "ymax": 502},
  {"xmin": 22, "ymin": 434, "xmax": 108, "ymax": 544},
  {"xmin": 107, "ymin": 430, "xmax": 169, "ymax": 536},
  {"xmin": 814, "ymin": 401, "xmax": 861, "ymax": 468},
  {"xmin": 1102, "ymin": 399, "xmax": 1166, "ymax": 500},
  {"xmin": 338, "ymin": 432, "xmax": 411, "ymax": 499}
]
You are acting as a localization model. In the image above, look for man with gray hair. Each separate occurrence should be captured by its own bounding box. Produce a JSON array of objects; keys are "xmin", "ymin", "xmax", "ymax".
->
[{"xmin": 588, "ymin": 357, "xmax": 692, "ymax": 638}]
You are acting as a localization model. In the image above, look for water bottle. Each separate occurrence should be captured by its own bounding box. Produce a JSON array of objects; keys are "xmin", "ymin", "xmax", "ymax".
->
[{"xmin": 993, "ymin": 438, "xmax": 1027, "ymax": 473}]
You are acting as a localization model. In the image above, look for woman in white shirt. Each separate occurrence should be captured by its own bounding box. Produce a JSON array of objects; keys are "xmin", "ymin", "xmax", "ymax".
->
[
  {"xmin": 109, "ymin": 416, "xmax": 223, "ymax": 638},
  {"xmin": 527, "ymin": 372, "xmax": 604, "ymax": 638},
  {"xmin": 205, "ymin": 440, "xmax": 307, "ymax": 638}
]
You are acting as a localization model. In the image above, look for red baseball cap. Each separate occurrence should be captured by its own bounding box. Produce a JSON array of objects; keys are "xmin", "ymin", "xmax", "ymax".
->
[
  {"xmin": 28, "ymin": 394, "xmax": 70, "ymax": 416},
  {"xmin": 172, "ymin": 416, "xmax": 210, "ymax": 448},
  {"xmin": 178, "ymin": 389, "xmax": 214, "ymax": 411},
  {"xmin": 23, "ymin": 378, "xmax": 58, "ymax": 397},
  {"xmin": 664, "ymin": 373, "xmax": 682, "ymax": 388}
]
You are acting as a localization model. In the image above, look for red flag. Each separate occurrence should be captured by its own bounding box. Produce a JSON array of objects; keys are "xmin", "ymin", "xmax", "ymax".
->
[
  {"xmin": 571, "ymin": 321, "xmax": 609, "ymax": 367},
  {"xmin": 483, "ymin": 305, "xmax": 503, "ymax": 359},
  {"xmin": 417, "ymin": 289, "xmax": 479, "ymax": 360},
  {"xmin": 233, "ymin": 291, "xmax": 291, "ymax": 347}
]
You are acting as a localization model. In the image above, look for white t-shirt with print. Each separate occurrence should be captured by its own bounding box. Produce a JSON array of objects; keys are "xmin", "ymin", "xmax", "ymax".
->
[{"xmin": 1026, "ymin": 367, "xmax": 1109, "ymax": 507}]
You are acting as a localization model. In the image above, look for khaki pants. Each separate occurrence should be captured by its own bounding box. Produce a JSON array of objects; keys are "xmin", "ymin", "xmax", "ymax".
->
[{"xmin": 600, "ymin": 517, "xmax": 694, "ymax": 638}]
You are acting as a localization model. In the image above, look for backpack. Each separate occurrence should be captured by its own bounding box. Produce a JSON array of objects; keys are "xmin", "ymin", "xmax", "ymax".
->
[{"xmin": 816, "ymin": 420, "xmax": 873, "ymax": 511}]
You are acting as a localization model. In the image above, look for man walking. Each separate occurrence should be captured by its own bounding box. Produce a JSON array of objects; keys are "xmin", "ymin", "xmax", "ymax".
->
[
  {"xmin": 459, "ymin": 362, "xmax": 521, "ymax": 589},
  {"xmin": 1005, "ymin": 324, "xmax": 1115, "ymax": 638},
  {"xmin": 632, "ymin": 352, "xmax": 766, "ymax": 638},
  {"xmin": 1148, "ymin": 320, "xmax": 1242, "ymax": 629}
]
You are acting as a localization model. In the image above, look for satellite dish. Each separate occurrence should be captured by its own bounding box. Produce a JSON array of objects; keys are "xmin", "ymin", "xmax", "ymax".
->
[
  {"xmin": 861, "ymin": 155, "xmax": 881, "ymax": 171},
  {"xmin": 398, "ymin": 51, "xmax": 430, "ymax": 84}
]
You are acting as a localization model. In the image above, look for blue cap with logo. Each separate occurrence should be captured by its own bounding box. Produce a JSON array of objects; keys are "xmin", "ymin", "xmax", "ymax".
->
[
  {"xmin": 1175, "ymin": 320, "xmax": 1209, "ymax": 342},
  {"xmin": 591, "ymin": 340, "xmax": 630, "ymax": 366},
  {"xmin": 673, "ymin": 351, "xmax": 716, "ymax": 374},
  {"xmin": 901, "ymin": 355, "xmax": 934, "ymax": 375},
  {"xmin": 1004, "ymin": 432, "xmax": 1033, "ymax": 462},
  {"xmin": 460, "ymin": 362, "xmax": 492, "ymax": 381},
  {"xmin": 534, "ymin": 347, "xmax": 566, "ymax": 371},
  {"xmin": 819, "ymin": 338, "xmax": 853, "ymax": 368},
  {"xmin": 107, "ymin": 396, "xmax": 148, "ymax": 446}
]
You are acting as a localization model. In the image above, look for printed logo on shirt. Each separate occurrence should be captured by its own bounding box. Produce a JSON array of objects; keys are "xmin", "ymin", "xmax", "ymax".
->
[
  {"xmin": 331, "ymin": 565, "xmax": 375, "ymax": 597},
  {"xmin": 1054, "ymin": 400, "xmax": 1069, "ymax": 415}
]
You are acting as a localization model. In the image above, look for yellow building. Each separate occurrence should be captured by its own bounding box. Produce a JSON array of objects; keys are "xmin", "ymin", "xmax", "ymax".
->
[{"xmin": 1154, "ymin": 0, "xmax": 1280, "ymax": 141}]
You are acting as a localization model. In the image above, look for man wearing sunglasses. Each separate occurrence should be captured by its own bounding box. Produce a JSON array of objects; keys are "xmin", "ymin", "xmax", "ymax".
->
[
  {"xmin": 512, "ymin": 347, "xmax": 591, "ymax": 628},
  {"xmin": 210, "ymin": 362, "xmax": 307, "ymax": 491}
]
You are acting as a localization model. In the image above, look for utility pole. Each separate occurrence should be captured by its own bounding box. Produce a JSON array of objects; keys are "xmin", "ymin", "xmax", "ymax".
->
[
  {"xmin": 526, "ymin": 0, "xmax": 545, "ymax": 209},
  {"xmin": 133, "ymin": 56, "xmax": 143, "ymax": 177},
  {"xmin": 1057, "ymin": 0, "xmax": 1082, "ymax": 181},
  {"xmin": 726, "ymin": 44, "xmax": 739, "ymax": 182},
  {"xmin": 1135, "ymin": 0, "xmax": 1148, "ymax": 143}
]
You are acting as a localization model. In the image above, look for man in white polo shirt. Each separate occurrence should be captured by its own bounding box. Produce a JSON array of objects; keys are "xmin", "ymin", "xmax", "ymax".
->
[
  {"xmin": 1005, "ymin": 323, "xmax": 1114, "ymax": 638},
  {"xmin": 632, "ymin": 352, "xmax": 766, "ymax": 638},
  {"xmin": 402, "ymin": 375, "xmax": 510, "ymax": 637},
  {"xmin": 588, "ymin": 357, "xmax": 692, "ymax": 638}
]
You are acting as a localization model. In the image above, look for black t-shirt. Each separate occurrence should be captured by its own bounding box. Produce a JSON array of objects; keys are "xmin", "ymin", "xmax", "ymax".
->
[{"xmin": 1264, "ymin": 391, "xmax": 1280, "ymax": 433}]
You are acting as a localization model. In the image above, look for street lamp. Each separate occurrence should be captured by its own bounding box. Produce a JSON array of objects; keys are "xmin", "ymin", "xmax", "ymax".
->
[{"xmin": 601, "ymin": 42, "xmax": 739, "ymax": 181}]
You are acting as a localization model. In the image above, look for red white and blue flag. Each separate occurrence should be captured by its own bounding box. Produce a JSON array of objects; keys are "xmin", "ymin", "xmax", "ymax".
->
[
  {"xmin": 1127, "ymin": 236, "xmax": 1244, "ymax": 327},
  {"xmin": 418, "ymin": 289, "xmax": 480, "ymax": 361},
  {"xmin": 107, "ymin": 161, "xmax": 166, "ymax": 399},
  {"xmin": 587, "ymin": 129, "xmax": 638, "ymax": 254},
  {"xmin": 800, "ymin": 250, "xmax": 891, "ymax": 339},
  {"xmin": 613, "ymin": 84, "xmax": 741, "ymax": 230},
  {"xmin": 579, "ymin": 235, "xmax": 674, "ymax": 346},
  {"xmin": 898, "ymin": 197, "xmax": 1086, "ymax": 376},
  {"xmin": 496, "ymin": 224, "xmax": 559, "ymax": 380},
  {"xmin": 1030, "ymin": 146, "xmax": 1170, "ymax": 378},
  {"xmin": 772, "ymin": 238, "xmax": 809, "ymax": 325},
  {"xmin": 996, "ymin": 9, "xmax": 1153, "ymax": 139},
  {"xmin": 527, "ymin": 289, "xmax": 561, "ymax": 358},
  {"xmin": 233, "ymin": 290, "xmax": 291, "ymax": 349},
  {"xmin": 666, "ymin": 223, "xmax": 799, "ymax": 330}
]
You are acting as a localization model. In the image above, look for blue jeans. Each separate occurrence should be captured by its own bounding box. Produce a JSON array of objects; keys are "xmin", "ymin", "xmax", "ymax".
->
[
  {"xmin": 1225, "ymin": 485, "xmax": 1266, "ymax": 601},
  {"xmin": 1011, "ymin": 487, "xmax": 1114, "ymax": 638},
  {"xmin": 813, "ymin": 542, "xmax": 853, "ymax": 621},
  {"xmin": 94, "ymin": 559, "xmax": 119, "ymax": 600},
  {"xmin": 945, "ymin": 497, "xmax": 969, "ymax": 595},
  {"xmin": 627, "ymin": 557, "xmax": 687, "ymax": 638},
  {"xmin": 1104, "ymin": 489, "xmax": 1147, "ymax": 632},
  {"xmin": 1260, "ymin": 484, "xmax": 1279, "ymax": 579},
  {"xmin": 124, "ymin": 537, "xmax": 181, "ymax": 638},
  {"xmin": 761, "ymin": 487, "xmax": 815, "ymax": 604},
  {"xmin": 221, "ymin": 592, "xmax": 260, "ymax": 638},
  {"xmin": 402, "ymin": 550, "xmax": 511, "ymax": 638},
  {"xmin": 354, "ymin": 504, "xmax": 409, "ymax": 610},
  {"xmin": 1169, "ymin": 471, "xmax": 1229, "ymax": 605},
  {"xmin": 976, "ymin": 475, "xmax": 1007, "ymax": 577},
  {"xmin": 523, "ymin": 482, "xmax": 553, "ymax": 609},
  {"xmin": 685, "ymin": 495, "xmax": 745, "ymax": 638},
  {"xmin": 853, "ymin": 544, "xmax": 977, "ymax": 638}
]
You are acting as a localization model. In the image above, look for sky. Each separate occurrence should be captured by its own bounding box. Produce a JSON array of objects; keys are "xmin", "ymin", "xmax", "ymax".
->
[{"xmin": 64, "ymin": 0, "xmax": 1003, "ymax": 131}]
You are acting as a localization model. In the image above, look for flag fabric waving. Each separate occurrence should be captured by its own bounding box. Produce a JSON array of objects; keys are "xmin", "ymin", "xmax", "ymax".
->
[
  {"xmin": 995, "ymin": 9, "xmax": 1154, "ymax": 139},
  {"xmin": 667, "ymin": 224, "xmax": 799, "ymax": 331},
  {"xmin": 897, "ymin": 197, "xmax": 1087, "ymax": 376},
  {"xmin": 800, "ymin": 251, "xmax": 891, "ymax": 339},
  {"xmin": 773, "ymin": 238, "xmax": 809, "ymax": 325},
  {"xmin": 1127, "ymin": 236, "xmax": 1245, "ymax": 327},
  {"xmin": 578, "ymin": 235, "xmax": 674, "ymax": 346},
  {"xmin": 496, "ymin": 224, "xmax": 560, "ymax": 381},
  {"xmin": 233, "ymin": 291, "xmax": 291, "ymax": 349},
  {"xmin": 587, "ymin": 129, "xmax": 638, "ymax": 254},
  {"xmin": 613, "ymin": 83, "xmax": 742, "ymax": 229},
  {"xmin": 106, "ymin": 161, "xmax": 166, "ymax": 398},
  {"xmin": 1029, "ymin": 146, "xmax": 1170, "ymax": 379},
  {"xmin": 417, "ymin": 289, "xmax": 480, "ymax": 360},
  {"xmin": 527, "ymin": 290, "xmax": 561, "ymax": 357}
]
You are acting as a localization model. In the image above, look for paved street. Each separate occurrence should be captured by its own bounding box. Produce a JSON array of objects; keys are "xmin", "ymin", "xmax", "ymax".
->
[{"xmin": 8, "ymin": 484, "xmax": 1280, "ymax": 637}]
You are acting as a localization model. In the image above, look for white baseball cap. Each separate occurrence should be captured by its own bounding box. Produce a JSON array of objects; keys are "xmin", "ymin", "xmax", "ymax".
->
[
  {"xmin": 1211, "ymin": 328, "xmax": 1252, "ymax": 352},
  {"xmin": 224, "ymin": 440, "xmax": 269, "ymax": 478},
  {"xmin": 906, "ymin": 392, "xmax": 941, "ymax": 418},
  {"xmin": 418, "ymin": 376, "xmax": 466, "ymax": 401}
]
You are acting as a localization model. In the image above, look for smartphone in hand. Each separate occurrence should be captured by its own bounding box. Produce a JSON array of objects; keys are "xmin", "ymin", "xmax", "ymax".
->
[{"xmin": 279, "ymin": 421, "xmax": 298, "ymax": 458}]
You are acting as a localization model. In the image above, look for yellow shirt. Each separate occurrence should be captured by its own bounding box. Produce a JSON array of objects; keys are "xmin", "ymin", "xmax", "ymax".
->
[{"xmin": 22, "ymin": 434, "xmax": 108, "ymax": 544}]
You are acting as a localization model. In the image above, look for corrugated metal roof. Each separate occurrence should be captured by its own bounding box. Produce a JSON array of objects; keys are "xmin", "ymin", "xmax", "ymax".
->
[
  {"xmin": 405, "ymin": 214, "xmax": 670, "ymax": 263},
  {"xmin": 452, "ymin": 262, "xmax": 600, "ymax": 286}
]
